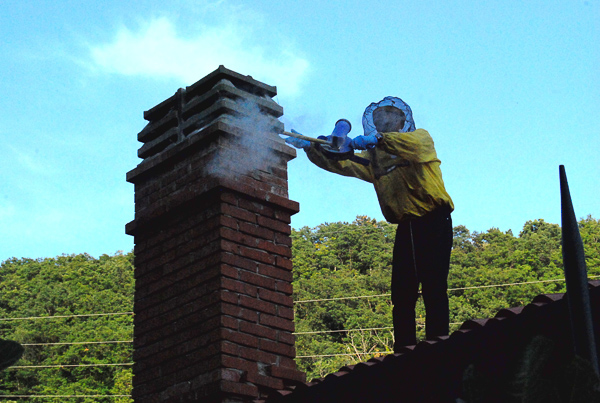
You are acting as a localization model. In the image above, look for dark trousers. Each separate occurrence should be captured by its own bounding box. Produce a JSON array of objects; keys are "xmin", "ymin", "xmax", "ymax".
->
[{"xmin": 392, "ymin": 206, "xmax": 453, "ymax": 351}]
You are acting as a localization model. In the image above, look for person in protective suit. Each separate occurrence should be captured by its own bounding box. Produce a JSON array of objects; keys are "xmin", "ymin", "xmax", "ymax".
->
[{"xmin": 285, "ymin": 96, "xmax": 454, "ymax": 351}]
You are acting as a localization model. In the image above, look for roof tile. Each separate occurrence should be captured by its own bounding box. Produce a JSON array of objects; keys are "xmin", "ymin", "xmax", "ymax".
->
[{"xmin": 267, "ymin": 282, "xmax": 600, "ymax": 402}]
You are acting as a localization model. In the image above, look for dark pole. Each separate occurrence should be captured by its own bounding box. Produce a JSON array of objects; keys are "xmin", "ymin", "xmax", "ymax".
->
[{"xmin": 559, "ymin": 165, "xmax": 599, "ymax": 374}]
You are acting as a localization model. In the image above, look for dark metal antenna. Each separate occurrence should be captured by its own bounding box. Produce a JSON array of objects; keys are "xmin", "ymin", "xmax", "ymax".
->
[{"xmin": 559, "ymin": 165, "xmax": 599, "ymax": 374}]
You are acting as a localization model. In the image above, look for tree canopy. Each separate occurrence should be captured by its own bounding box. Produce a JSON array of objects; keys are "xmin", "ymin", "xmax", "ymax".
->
[
  {"xmin": 0, "ymin": 252, "xmax": 134, "ymax": 402},
  {"xmin": 292, "ymin": 216, "xmax": 600, "ymax": 380},
  {"xmin": 1, "ymin": 216, "xmax": 599, "ymax": 395}
]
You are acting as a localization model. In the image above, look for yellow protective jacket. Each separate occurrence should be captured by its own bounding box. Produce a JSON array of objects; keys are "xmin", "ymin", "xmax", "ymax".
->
[{"xmin": 306, "ymin": 129, "xmax": 454, "ymax": 223}]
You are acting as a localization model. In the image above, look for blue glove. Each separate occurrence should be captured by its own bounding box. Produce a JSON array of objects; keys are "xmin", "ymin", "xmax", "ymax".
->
[
  {"xmin": 351, "ymin": 135, "xmax": 378, "ymax": 150},
  {"xmin": 285, "ymin": 129, "xmax": 311, "ymax": 149}
]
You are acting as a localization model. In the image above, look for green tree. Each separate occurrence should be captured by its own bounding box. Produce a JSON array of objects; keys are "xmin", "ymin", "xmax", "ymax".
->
[
  {"xmin": 0, "ymin": 252, "xmax": 134, "ymax": 402},
  {"xmin": 292, "ymin": 216, "xmax": 600, "ymax": 381},
  {"xmin": 292, "ymin": 217, "xmax": 396, "ymax": 380}
]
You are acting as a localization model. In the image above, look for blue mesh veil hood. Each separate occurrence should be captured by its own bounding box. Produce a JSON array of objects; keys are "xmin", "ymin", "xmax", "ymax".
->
[{"xmin": 362, "ymin": 96, "xmax": 416, "ymax": 136}]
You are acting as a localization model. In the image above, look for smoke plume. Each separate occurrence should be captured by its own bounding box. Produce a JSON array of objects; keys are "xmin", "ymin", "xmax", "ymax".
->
[{"xmin": 205, "ymin": 97, "xmax": 280, "ymax": 179}]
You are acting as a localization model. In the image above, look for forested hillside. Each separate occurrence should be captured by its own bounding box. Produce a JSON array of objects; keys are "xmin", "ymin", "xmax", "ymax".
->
[
  {"xmin": 291, "ymin": 216, "xmax": 600, "ymax": 379},
  {"xmin": 0, "ymin": 216, "xmax": 599, "ymax": 399},
  {"xmin": 0, "ymin": 253, "xmax": 134, "ymax": 402}
]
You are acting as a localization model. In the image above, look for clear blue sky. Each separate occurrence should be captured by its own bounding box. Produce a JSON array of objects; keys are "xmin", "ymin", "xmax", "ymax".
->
[{"xmin": 1, "ymin": 0, "xmax": 598, "ymax": 260}]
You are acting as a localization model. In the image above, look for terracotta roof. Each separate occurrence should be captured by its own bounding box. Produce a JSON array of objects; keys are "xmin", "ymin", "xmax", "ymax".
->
[{"xmin": 266, "ymin": 280, "xmax": 600, "ymax": 402}]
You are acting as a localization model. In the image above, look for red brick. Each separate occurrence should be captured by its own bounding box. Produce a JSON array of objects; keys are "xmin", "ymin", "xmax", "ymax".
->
[
  {"xmin": 271, "ymin": 167, "xmax": 288, "ymax": 180},
  {"xmin": 137, "ymin": 264, "xmax": 221, "ymax": 313},
  {"xmin": 134, "ymin": 178, "xmax": 160, "ymax": 200},
  {"xmin": 137, "ymin": 238, "xmax": 221, "ymax": 285},
  {"xmin": 222, "ymin": 302, "xmax": 259, "ymax": 323},
  {"xmin": 220, "ymin": 264, "xmax": 239, "ymax": 280},
  {"xmin": 235, "ymin": 344, "xmax": 278, "ymax": 364},
  {"xmin": 221, "ymin": 277, "xmax": 258, "ymax": 297},
  {"xmin": 185, "ymin": 214, "xmax": 222, "ymax": 239},
  {"xmin": 218, "ymin": 176, "xmax": 266, "ymax": 202},
  {"xmin": 257, "ymin": 264, "xmax": 292, "ymax": 282},
  {"xmin": 171, "ymin": 346, "xmax": 221, "ymax": 375},
  {"xmin": 246, "ymin": 372, "xmax": 284, "ymax": 391},
  {"xmin": 238, "ymin": 198, "xmax": 270, "ymax": 215},
  {"xmin": 220, "ymin": 380, "xmax": 259, "ymax": 398},
  {"xmin": 276, "ymin": 280, "xmax": 294, "ymax": 295},
  {"xmin": 239, "ymin": 295, "xmax": 277, "ymax": 315},
  {"xmin": 239, "ymin": 321, "xmax": 277, "ymax": 340},
  {"xmin": 138, "ymin": 274, "xmax": 220, "ymax": 319},
  {"xmin": 221, "ymin": 241, "xmax": 276, "ymax": 265},
  {"xmin": 131, "ymin": 83, "xmax": 301, "ymax": 402},
  {"xmin": 220, "ymin": 368, "xmax": 244, "ymax": 383},
  {"xmin": 257, "ymin": 288, "xmax": 293, "ymax": 307},
  {"xmin": 240, "ymin": 245, "xmax": 276, "ymax": 265},
  {"xmin": 219, "ymin": 191, "xmax": 239, "ymax": 206},
  {"xmin": 274, "ymin": 232, "xmax": 293, "ymax": 247},
  {"xmin": 239, "ymin": 221, "xmax": 275, "ymax": 241},
  {"xmin": 239, "ymin": 270, "xmax": 277, "ymax": 290},
  {"xmin": 270, "ymin": 366, "xmax": 306, "ymax": 383},
  {"xmin": 137, "ymin": 342, "xmax": 220, "ymax": 382},
  {"xmin": 173, "ymin": 253, "xmax": 222, "ymax": 283},
  {"xmin": 257, "ymin": 216, "xmax": 291, "ymax": 234},
  {"xmin": 257, "ymin": 240, "xmax": 292, "ymax": 258},
  {"xmin": 220, "ymin": 226, "xmax": 259, "ymax": 248},
  {"xmin": 274, "ymin": 210, "xmax": 291, "ymax": 224},
  {"xmin": 264, "ymin": 193, "xmax": 300, "ymax": 214},
  {"xmin": 222, "ymin": 355, "xmax": 258, "ymax": 376},
  {"xmin": 221, "ymin": 341, "xmax": 240, "ymax": 357},
  {"xmin": 136, "ymin": 311, "xmax": 220, "ymax": 348},
  {"xmin": 134, "ymin": 206, "xmax": 221, "ymax": 255},
  {"xmin": 221, "ymin": 315, "xmax": 239, "ymax": 330},
  {"xmin": 220, "ymin": 290, "xmax": 239, "ymax": 305},
  {"xmin": 259, "ymin": 338, "xmax": 295, "ymax": 357},
  {"xmin": 131, "ymin": 365, "xmax": 162, "ymax": 388},
  {"xmin": 159, "ymin": 378, "xmax": 195, "ymax": 401},
  {"xmin": 222, "ymin": 203, "xmax": 257, "ymax": 223},
  {"xmin": 222, "ymin": 253, "xmax": 258, "ymax": 272},
  {"xmin": 219, "ymin": 214, "xmax": 239, "ymax": 230},
  {"xmin": 257, "ymin": 171, "xmax": 288, "ymax": 190},
  {"xmin": 259, "ymin": 313, "xmax": 295, "ymax": 332},
  {"xmin": 275, "ymin": 256, "xmax": 293, "ymax": 271},
  {"xmin": 277, "ymin": 330, "xmax": 296, "ymax": 346},
  {"xmin": 134, "ymin": 286, "xmax": 218, "ymax": 331},
  {"xmin": 134, "ymin": 293, "xmax": 221, "ymax": 339},
  {"xmin": 278, "ymin": 356, "xmax": 298, "ymax": 369},
  {"xmin": 277, "ymin": 306, "xmax": 294, "ymax": 320},
  {"xmin": 221, "ymin": 240, "xmax": 239, "ymax": 257},
  {"xmin": 220, "ymin": 328, "xmax": 259, "ymax": 348},
  {"xmin": 175, "ymin": 335, "xmax": 221, "ymax": 359},
  {"xmin": 245, "ymin": 176, "xmax": 277, "ymax": 195},
  {"xmin": 135, "ymin": 314, "xmax": 221, "ymax": 353}
]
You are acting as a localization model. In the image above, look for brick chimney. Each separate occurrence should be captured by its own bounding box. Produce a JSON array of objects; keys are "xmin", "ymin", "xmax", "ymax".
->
[{"xmin": 126, "ymin": 66, "xmax": 305, "ymax": 402}]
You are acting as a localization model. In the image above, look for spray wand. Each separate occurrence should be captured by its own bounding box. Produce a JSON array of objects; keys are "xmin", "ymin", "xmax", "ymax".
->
[
  {"xmin": 282, "ymin": 131, "xmax": 330, "ymax": 145},
  {"xmin": 284, "ymin": 119, "xmax": 370, "ymax": 166}
]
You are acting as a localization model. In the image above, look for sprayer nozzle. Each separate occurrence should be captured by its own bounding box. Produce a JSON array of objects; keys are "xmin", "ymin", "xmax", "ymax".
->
[{"xmin": 331, "ymin": 119, "xmax": 352, "ymax": 138}]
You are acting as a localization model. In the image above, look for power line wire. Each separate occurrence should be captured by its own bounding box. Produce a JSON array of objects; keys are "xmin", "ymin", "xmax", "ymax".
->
[
  {"xmin": 293, "ymin": 275, "xmax": 600, "ymax": 304},
  {"xmin": 448, "ymin": 277, "xmax": 572, "ymax": 292},
  {"xmin": 295, "ymin": 294, "xmax": 390, "ymax": 304},
  {"xmin": 296, "ymin": 352, "xmax": 382, "ymax": 358},
  {"xmin": 21, "ymin": 340, "xmax": 132, "ymax": 346},
  {"xmin": 0, "ymin": 396, "xmax": 131, "ymax": 399},
  {"xmin": 295, "ymin": 327, "xmax": 393, "ymax": 335},
  {"xmin": 296, "ymin": 323, "xmax": 477, "ymax": 358},
  {"xmin": 0, "ymin": 312, "xmax": 133, "ymax": 321},
  {"xmin": 9, "ymin": 363, "xmax": 133, "ymax": 369},
  {"xmin": 294, "ymin": 322, "xmax": 464, "ymax": 336}
]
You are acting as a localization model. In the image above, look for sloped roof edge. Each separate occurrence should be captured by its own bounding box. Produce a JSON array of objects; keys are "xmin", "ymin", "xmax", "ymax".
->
[{"xmin": 266, "ymin": 281, "xmax": 600, "ymax": 402}]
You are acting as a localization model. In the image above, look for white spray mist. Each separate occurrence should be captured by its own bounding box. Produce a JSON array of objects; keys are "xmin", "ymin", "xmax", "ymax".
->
[{"xmin": 205, "ymin": 97, "xmax": 281, "ymax": 179}]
